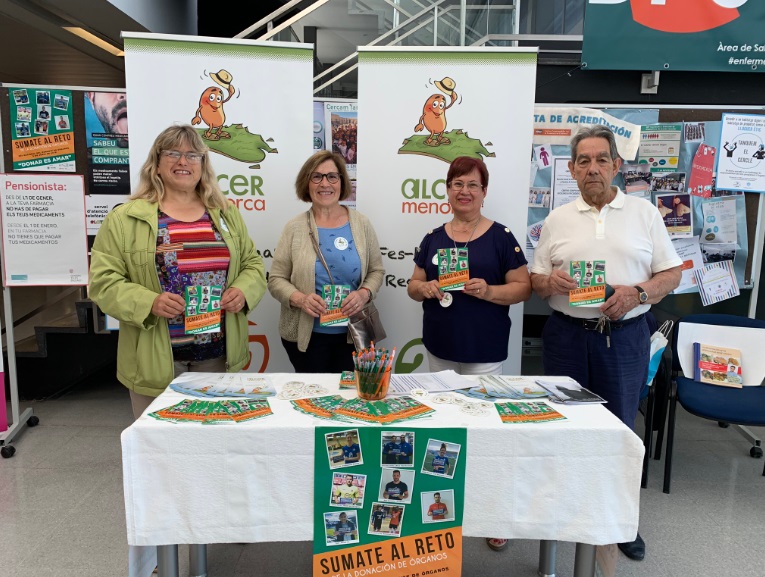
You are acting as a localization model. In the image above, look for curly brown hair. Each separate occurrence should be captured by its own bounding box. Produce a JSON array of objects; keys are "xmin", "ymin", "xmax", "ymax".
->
[{"xmin": 295, "ymin": 150, "xmax": 353, "ymax": 202}]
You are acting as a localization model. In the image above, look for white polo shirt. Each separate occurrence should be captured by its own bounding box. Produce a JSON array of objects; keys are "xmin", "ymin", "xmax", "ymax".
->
[{"xmin": 531, "ymin": 187, "xmax": 682, "ymax": 319}]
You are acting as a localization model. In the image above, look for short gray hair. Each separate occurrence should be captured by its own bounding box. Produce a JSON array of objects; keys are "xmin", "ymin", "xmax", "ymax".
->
[{"xmin": 570, "ymin": 126, "xmax": 619, "ymax": 163}]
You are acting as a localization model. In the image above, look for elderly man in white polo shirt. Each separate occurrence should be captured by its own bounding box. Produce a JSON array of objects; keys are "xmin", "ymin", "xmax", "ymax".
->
[{"xmin": 530, "ymin": 125, "xmax": 682, "ymax": 562}]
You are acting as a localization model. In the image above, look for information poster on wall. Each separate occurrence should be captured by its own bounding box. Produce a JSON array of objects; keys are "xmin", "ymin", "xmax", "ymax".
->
[
  {"xmin": 84, "ymin": 91, "xmax": 129, "ymax": 235},
  {"xmin": 313, "ymin": 427, "xmax": 466, "ymax": 577},
  {"xmin": 325, "ymin": 100, "xmax": 357, "ymax": 174},
  {"xmin": 638, "ymin": 124, "xmax": 681, "ymax": 173},
  {"xmin": 0, "ymin": 174, "xmax": 88, "ymax": 285},
  {"xmin": 7, "ymin": 86, "xmax": 75, "ymax": 172},
  {"xmin": 551, "ymin": 157, "xmax": 580, "ymax": 209},
  {"xmin": 716, "ymin": 113, "xmax": 765, "ymax": 193}
]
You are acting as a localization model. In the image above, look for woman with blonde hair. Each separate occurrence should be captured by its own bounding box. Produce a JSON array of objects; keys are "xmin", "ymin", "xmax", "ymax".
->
[{"xmin": 90, "ymin": 124, "xmax": 266, "ymax": 418}]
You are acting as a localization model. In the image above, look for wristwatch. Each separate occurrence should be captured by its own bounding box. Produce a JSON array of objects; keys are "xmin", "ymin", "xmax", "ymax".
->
[{"xmin": 634, "ymin": 286, "xmax": 648, "ymax": 304}]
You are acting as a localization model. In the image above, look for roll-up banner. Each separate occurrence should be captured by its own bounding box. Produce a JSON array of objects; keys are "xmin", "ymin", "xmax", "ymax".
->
[
  {"xmin": 356, "ymin": 47, "xmax": 538, "ymax": 374},
  {"xmin": 123, "ymin": 33, "xmax": 314, "ymax": 372}
]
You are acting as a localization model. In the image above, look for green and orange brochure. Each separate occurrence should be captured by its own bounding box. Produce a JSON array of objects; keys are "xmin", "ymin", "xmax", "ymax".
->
[
  {"xmin": 185, "ymin": 285, "xmax": 222, "ymax": 334},
  {"xmin": 437, "ymin": 248, "xmax": 469, "ymax": 291},
  {"xmin": 495, "ymin": 401, "xmax": 566, "ymax": 424},
  {"xmin": 340, "ymin": 371, "xmax": 357, "ymax": 389},
  {"xmin": 569, "ymin": 260, "xmax": 606, "ymax": 306},
  {"xmin": 320, "ymin": 284, "xmax": 351, "ymax": 327}
]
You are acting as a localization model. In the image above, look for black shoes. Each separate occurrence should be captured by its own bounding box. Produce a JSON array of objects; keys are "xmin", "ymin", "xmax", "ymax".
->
[{"xmin": 617, "ymin": 532, "xmax": 645, "ymax": 561}]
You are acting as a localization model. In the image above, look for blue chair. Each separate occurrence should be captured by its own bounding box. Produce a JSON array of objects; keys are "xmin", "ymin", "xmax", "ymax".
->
[{"xmin": 664, "ymin": 314, "xmax": 765, "ymax": 494}]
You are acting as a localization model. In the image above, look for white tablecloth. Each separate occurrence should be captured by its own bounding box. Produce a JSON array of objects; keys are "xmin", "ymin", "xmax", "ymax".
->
[{"xmin": 122, "ymin": 374, "xmax": 644, "ymax": 547}]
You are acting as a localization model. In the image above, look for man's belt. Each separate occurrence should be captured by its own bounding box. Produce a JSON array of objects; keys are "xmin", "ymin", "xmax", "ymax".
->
[{"xmin": 552, "ymin": 310, "xmax": 645, "ymax": 331}]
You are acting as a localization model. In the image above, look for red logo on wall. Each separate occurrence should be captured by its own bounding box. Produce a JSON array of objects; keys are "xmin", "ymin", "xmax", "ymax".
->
[
  {"xmin": 243, "ymin": 320, "xmax": 270, "ymax": 373},
  {"xmin": 629, "ymin": 0, "xmax": 742, "ymax": 33}
]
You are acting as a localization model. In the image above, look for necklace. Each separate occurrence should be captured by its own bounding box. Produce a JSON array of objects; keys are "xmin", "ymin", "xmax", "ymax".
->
[{"xmin": 450, "ymin": 218, "xmax": 480, "ymax": 249}]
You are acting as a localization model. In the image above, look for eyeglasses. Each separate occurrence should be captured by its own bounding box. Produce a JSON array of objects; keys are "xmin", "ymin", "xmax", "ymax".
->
[
  {"xmin": 310, "ymin": 172, "xmax": 340, "ymax": 184},
  {"xmin": 450, "ymin": 181, "xmax": 483, "ymax": 192},
  {"xmin": 161, "ymin": 150, "xmax": 204, "ymax": 164}
]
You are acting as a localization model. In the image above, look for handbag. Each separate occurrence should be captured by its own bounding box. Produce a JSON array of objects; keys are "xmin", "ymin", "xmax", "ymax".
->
[
  {"xmin": 307, "ymin": 212, "xmax": 386, "ymax": 351},
  {"xmin": 347, "ymin": 301, "xmax": 387, "ymax": 351}
]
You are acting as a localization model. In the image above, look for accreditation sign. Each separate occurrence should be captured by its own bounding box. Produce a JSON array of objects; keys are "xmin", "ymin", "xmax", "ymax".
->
[{"xmin": 314, "ymin": 427, "xmax": 466, "ymax": 577}]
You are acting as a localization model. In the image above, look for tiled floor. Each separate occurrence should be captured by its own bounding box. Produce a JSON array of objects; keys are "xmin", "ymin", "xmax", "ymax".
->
[{"xmin": 2, "ymin": 373, "xmax": 764, "ymax": 577}]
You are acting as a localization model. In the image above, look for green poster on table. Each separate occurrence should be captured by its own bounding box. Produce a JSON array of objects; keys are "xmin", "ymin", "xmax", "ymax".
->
[{"xmin": 313, "ymin": 427, "xmax": 467, "ymax": 577}]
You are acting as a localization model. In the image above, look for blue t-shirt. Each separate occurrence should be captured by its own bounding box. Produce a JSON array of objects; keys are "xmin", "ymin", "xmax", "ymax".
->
[
  {"xmin": 413, "ymin": 221, "xmax": 527, "ymax": 362},
  {"xmin": 398, "ymin": 441, "xmax": 413, "ymax": 464},
  {"xmin": 342, "ymin": 443, "xmax": 361, "ymax": 463},
  {"xmin": 432, "ymin": 454, "xmax": 449, "ymax": 475},
  {"xmin": 382, "ymin": 442, "xmax": 400, "ymax": 464},
  {"xmin": 334, "ymin": 519, "xmax": 356, "ymax": 541},
  {"xmin": 314, "ymin": 222, "xmax": 361, "ymax": 334}
]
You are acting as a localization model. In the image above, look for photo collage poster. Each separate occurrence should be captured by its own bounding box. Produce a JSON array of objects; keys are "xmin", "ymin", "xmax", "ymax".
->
[
  {"xmin": 8, "ymin": 86, "xmax": 75, "ymax": 172},
  {"xmin": 313, "ymin": 427, "xmax": 467, "ymax": 577}
]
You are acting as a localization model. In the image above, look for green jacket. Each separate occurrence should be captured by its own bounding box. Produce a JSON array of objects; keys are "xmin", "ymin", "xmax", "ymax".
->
[{"xmin": 89, "ymin": 199, "xmax": 266, "ymax": 397}]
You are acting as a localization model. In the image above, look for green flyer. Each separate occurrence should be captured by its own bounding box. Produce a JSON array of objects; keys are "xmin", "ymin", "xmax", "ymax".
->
[
  {"xmin": 569, "ymin": 260, "xmax": 606, "ymax": 306},
  {"xmin": 184, "ymin": 285, "xmax": 222, "ymax": 334},
  {"xmin": 320, "ymin": 284, "xmax": 351, "ymax": 327},
  {"xmin": 437, "ymin": 248, "xmax": 469, "ymax": 291}
]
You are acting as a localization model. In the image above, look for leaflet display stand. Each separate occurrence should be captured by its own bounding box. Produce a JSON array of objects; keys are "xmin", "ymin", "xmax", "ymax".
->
[
  {"xmin": 1, "ymin": 284, "xmax": 39, "ymax": 458},
  {"xmin": 0, "ymin": 109, "xmax": 40, "ymax": 457}
]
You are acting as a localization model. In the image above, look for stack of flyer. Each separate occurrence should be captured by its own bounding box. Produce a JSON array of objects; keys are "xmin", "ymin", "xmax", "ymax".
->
[
  {"xmin": 291, "ymin": 395, "xmax": 434, "ymax": 424},
  {"xmin": 149, "ymin": 398, "xmax": 273, "ymax": 424},
  {"xmin": 169, "ymin": 373, "xmax": 276, "ymax": 399},
  {"xmin": 339, "ymin": 371, "xmax": 357, "ymax": 390},
  {"xmin": 495, "ymin": 401, "xmax": 566, "ymax": 424},
  {"xmin": 292, "ymin": 395, "xmax": 352, "ymax": 422}
]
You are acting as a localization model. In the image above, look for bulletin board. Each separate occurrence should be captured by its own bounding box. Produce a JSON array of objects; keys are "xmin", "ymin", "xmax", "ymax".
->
[
  {"xmin": 528, "ymin": 105, "xmax": 765, "ymax": 320},
  {"xmin": 659, "ymin": 108, "xmax": 763, "ymax": 288}
]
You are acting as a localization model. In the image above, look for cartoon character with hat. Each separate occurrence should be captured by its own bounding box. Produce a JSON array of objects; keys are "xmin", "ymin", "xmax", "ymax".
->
[
  {"xmin": 191, "ymin": 69, "xmax": 236, "ymax": 141},
  {"xmin": 414, "ymin": 77, "xmax": 458, "ymax": 147}
]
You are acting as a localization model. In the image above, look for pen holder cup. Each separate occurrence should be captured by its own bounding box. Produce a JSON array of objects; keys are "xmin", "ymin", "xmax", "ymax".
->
[{"xmin": 355, "ymin": 368, "xmax": 391, "ymax": 400}]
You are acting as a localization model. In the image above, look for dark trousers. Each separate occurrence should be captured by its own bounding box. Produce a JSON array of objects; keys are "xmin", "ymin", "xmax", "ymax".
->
[
  {"xmin": 542, "ymin": 312, "xmax": 650, "ymax": 429},
  {"xmin": 282, "ymin": 332, "xmax": 356, "ymax": 373}
]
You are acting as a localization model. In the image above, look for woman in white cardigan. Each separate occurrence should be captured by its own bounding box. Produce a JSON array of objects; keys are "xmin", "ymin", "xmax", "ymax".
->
[{"xmin": 268, "ymin": 151, "xmax": 384, "ymax": 372}]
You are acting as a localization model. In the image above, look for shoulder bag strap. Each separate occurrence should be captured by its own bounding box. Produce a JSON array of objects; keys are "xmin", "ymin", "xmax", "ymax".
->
[{"xmin": 307, "ymin": 211, "xmax": 334, "ymax": 284}]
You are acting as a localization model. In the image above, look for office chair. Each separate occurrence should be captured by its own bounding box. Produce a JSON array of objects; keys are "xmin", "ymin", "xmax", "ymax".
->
[{"xmin": 664, "ymin": 314, "xmax": 765, "ymax": 494}]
